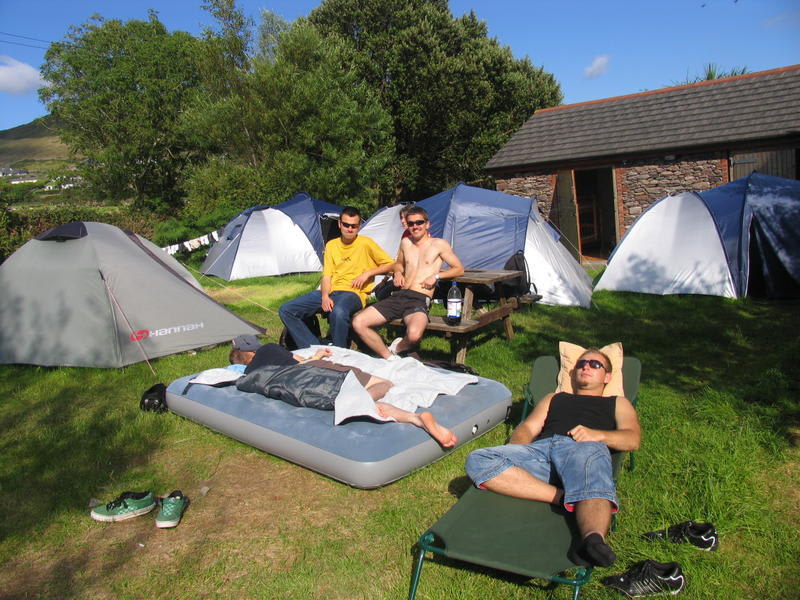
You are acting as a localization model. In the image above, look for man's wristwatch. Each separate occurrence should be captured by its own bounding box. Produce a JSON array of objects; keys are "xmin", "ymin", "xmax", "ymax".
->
[{"xmin": 434, "ymin": 273, "xmax": 440, "ymax": 281}]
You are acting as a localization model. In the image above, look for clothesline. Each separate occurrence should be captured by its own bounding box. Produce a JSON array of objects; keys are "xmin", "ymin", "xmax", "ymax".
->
[{"xmin": 161, "ymin": 230, "xmax": 220, "ymax": 255}]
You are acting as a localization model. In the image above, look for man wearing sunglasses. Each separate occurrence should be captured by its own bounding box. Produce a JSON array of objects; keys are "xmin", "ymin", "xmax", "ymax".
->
[
  {"xmin": 279, "ymin": 206, "xmax": 394, "ymax": 349},
  {"xmin": 352, "ymin": 206, "xmax": 464, "ymax": 359},
  {"xmin": 465, "ymin": 348, "xmax": 641, "ymax": 569}
]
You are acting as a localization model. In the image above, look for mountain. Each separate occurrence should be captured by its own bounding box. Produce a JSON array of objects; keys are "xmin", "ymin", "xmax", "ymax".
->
[{"xmin": 0, "ymin": 115, "xmax": 71, "ymax": 167}]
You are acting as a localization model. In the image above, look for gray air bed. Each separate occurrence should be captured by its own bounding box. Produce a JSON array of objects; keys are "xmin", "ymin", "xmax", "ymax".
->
[{"xmin": 165, "ymin": 373, "xmax": 511, "ymax": 489}]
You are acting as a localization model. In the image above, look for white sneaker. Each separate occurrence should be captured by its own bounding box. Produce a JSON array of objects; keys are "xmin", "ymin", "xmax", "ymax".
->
[
  {"xmin": 386, "ymin": 353, "xmax": 401, "ymax": 361},
  {"xmin": 388, "ymin": 337, "xmax": 403, "ymax": 354}
]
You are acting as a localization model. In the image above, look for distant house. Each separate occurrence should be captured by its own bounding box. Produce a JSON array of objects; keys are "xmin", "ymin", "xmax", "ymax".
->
[
  {"xmin": 485, "ymin": 64, "xmax": 800, "ymax": 260},
  {"xmin": 1, "ymin": 168, "xmax": 29, "ymax": 178}
]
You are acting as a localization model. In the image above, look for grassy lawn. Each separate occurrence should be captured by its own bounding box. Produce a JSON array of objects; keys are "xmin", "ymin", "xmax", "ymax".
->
[{"xmin": 1, "ymin": 273, "xmax": 797, "ymax": 599}]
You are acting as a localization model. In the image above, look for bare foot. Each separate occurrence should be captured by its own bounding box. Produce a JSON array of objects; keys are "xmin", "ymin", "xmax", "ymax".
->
[{"xmin": 419, "ymin": 412, "xmax": 458, "ymax": 448}]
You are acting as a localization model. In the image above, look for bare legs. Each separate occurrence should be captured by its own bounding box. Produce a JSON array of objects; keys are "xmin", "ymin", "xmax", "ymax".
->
[
  {"xmin": 352, "ymin": 306, "xmax": 392, "ymax": 358},
  {"xmin": 478, "ymin": 466, "xmax": 564, "ymax": 504},
  {"xmin": 375, "ymin": 402, "xmax": 457, "ymax": 448},
  {"xmin": 390, "ymin": 312, "xmax": 428, "ymax": 355},
  {"xmin": 352, "ymin": 306, "xmax": 428, "ymax": 358},
  {"xmin": 363, "ymin": 376, "xmax": 456, "ymax": 447},
  {"xmin": 364, "ymin": 375, "xmax": 393, "ymax": 401},
  {"xmin": 478, "ymin": 467, "xmax": 615, "ymax": 567}
]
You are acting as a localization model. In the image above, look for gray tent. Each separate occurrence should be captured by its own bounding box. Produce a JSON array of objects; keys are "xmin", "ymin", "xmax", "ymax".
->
[{"xmin": 0, "ymin": 221, "xmax": 263, "ymax": 368}]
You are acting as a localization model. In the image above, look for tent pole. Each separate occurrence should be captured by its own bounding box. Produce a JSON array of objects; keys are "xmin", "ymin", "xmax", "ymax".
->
[{"xmin": 104, "ymin": 280, "xmax": 157, "ymax": 376}]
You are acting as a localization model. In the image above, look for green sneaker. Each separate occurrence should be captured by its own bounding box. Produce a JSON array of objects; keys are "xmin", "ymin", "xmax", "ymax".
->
[
  {"xmin": 90, "ymin": 491, "xmax": 156, "ymax": 522},
  {"xmin": 155, "ymin": 490, "xmax": 189, "ymax": 528}
]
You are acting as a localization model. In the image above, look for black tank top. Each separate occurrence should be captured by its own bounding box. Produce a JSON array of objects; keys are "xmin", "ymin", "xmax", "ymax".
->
[{"xmin": 536, "ymin": 392, "xmax": 617, "ymax": 440}]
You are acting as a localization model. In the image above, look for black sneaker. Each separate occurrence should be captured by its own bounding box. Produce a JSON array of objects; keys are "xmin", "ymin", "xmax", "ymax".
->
[
  {"xmin": 601, "ymin": 560, "xmax": 686, "ymax": 597},
  {"xmin": 642, "ymin": 520, "xmax": 719, "ymax": 551}
]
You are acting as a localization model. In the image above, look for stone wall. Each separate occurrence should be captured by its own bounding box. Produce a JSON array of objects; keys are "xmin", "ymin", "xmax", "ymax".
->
[
  {"xmin": 614, "ymin": 153, "xmax": 728, "ymax": 232},
  {"xmin": 495, "ymin": 171, "xmax": 557, "ymax": 219},
  {"xmin": 493, "ymin": 151, "xmax": 729, "ymax": 237}
]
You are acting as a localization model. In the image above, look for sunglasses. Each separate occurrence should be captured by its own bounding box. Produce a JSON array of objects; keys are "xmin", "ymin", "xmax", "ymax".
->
[
  {"xmin": 575, "ymin": 359, "xmax": 607, "ymax": 370},
  {"xmin": 406, "ymin": 219, "xmax": 427, "ymax": 226},
  {"xmin": 340, "ymin": 221, "xmax": 360, "ymax": 229}
]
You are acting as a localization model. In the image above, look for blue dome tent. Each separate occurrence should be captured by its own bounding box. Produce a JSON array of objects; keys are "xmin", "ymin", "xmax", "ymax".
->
[{"xmin": 595, "ymin": 172, "xmax": 800, "ymax": 298}]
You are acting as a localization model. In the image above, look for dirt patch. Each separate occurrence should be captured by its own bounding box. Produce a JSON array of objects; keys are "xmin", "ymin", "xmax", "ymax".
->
[{"xmin": 1, "ymin": 452, "xmax": 385, "ymax": 599}]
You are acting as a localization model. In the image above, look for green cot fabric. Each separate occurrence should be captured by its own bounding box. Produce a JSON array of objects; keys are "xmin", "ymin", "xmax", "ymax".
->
[{"xmin": 427, "ymin": 485, "xmax": 583, "ymax": 578}]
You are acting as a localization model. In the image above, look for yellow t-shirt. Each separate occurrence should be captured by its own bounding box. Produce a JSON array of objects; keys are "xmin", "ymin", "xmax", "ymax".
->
[{"xmin": 323, "ymin": 235, "xmax": 393, "ymax": 306}]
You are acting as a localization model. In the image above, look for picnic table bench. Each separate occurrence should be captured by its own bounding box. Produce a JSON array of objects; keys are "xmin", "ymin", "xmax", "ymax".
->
[{"xmin": 389, "ymin": 269, "xmax": 527, "ymax": 363}]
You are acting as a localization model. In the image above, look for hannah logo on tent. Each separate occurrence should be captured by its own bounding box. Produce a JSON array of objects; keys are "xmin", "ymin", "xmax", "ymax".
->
[{"xmin": 129, "ymin": 322, "xmax": 205, "ymax": 342}]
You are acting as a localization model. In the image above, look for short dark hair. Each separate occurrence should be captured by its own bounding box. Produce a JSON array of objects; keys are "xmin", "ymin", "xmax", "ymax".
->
[
  {"xmin": 340, "ymin": 206, "xmax": 362, "ymax": 221},
  {"xmin": 579, "ymin": 347, "xmax": 612, "ymax": 372},
  {"xmin": 399, "ymin": 205, "xmax": 413, "ymax": 218},
  {"xmin": 405, "ymin": 206, "xmax": 428, "ymax": 221},
  {"xmin": 229, "ymin": 347, "xmax": 255, "ymax": 365}
]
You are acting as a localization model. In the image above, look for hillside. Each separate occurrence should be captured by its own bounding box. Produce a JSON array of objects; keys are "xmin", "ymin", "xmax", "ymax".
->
[{"xmin": 0, "ymin": 116, "xmax": 72, "ymax": 168}]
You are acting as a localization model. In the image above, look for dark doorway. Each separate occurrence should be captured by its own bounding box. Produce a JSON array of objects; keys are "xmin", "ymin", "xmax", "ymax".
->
[{"xmin": 574, "ymin": 168, "xmax": 616, "ymax": 259}]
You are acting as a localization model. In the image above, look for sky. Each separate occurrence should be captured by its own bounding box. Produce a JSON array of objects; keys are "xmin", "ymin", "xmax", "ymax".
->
[{"xmin": 0, "ymin": 0, "xmax": 798, "ymax": 131}]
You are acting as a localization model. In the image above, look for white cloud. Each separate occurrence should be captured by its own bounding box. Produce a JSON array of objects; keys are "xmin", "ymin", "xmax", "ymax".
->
[
  {"xmin": 762, "ymin": 10, "xmax": 800, "ymax": 28},
  {"xmin": 0, "ymin": 55, "xmax": 46, "ymax": 95},
  {"xmin": 583, "ymin": 54, "xmax": 611, "ymax": 79}
]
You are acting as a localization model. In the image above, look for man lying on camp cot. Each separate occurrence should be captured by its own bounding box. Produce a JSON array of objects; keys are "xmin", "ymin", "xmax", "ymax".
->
[
  {"xmin": 465, "ymin": 348, "xmax": 641, "ymax": 568},
  {"xmin": 228, "ymin": 335, "xmax": 457, "ymax": 447}
]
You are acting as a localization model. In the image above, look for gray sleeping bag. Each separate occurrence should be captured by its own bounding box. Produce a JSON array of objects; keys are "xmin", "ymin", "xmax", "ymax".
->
[{"xmin": 236, "ymin": 364, "xmax": 348, "ymax": 410}]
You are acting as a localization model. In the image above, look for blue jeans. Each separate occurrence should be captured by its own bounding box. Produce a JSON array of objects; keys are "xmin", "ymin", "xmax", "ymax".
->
[
  {"xmin": 279, "ymin": 290, "xmax": 362, "ymax": 349},
  {"xmin": 465, "ymin": 435, "xmax": 618, "ymax": 511}
]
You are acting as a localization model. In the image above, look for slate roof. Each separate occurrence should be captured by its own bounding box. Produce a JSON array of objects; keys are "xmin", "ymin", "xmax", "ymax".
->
[{"xmin": 486, "ymin": 65, "xmax": 800, "ymax": 171}]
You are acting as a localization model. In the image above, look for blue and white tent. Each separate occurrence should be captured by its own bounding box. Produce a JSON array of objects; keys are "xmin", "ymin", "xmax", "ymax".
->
[
  {"xmin": 201, "ymin": 193, "xmax": 341, "ymax": 281},
  {"xmin": 360, "ymin": 183, "xmax": 592, "ymax": 307},
  {"xmin": 595, "ymin": 172, "xmax": 800, "ymax": 298}
]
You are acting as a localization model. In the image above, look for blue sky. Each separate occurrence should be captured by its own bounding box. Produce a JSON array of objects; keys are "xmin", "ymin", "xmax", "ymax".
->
[{"xmin": 0, "ymin": 0, "xmax": 798, "ymax": 131}]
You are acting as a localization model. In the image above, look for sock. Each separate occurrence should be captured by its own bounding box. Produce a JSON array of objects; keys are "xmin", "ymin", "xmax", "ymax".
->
[{"xmin": 579, "ymin": 533, "xmax": 617, "ymax": 567}]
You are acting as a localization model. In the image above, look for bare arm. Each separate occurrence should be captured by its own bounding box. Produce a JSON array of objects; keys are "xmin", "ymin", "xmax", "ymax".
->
[
  {"xmin": 567, "ymin": 396, "xmax": 641, "ymax": 451},
  {"xmin": 420, "ymin": 241, "xmax": 465, "ymax": 289},
  {"xmin": 292, "ymin": 348, "xmax": 333, "ymax": 362},
  {"xmin": 320, "ymin": 275, "xmax": 334, "ymax": 312},
  {"xmin": 509, "ymin": 393, "xmax": 553, "ymax": 444},
  {"xmin": 437, "ymin": 242, "xmax": 464, "ymax": 279},
  {"xmin": 393, "ymin": 245, "xmax": 406, "ymax": 287},
  {"xmin": 352, "ymin": 260, "xmax": 395, "ymax": 289}
]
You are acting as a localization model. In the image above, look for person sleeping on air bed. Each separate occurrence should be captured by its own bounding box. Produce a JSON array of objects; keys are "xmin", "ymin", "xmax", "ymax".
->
[{"xmin": 229, "ymin": 335, "xmax": 457, "ymax": 448}]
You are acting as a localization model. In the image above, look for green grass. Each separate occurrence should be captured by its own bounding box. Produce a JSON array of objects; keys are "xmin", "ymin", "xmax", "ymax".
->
[{"xmin": 1, "ymin": 276, "xmax": 798, "ymax": 599}]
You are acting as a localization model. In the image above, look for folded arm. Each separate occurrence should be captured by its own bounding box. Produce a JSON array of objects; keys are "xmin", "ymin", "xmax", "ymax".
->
[{"xmin": 568, "ymin": 396, "xmax": 641, "ymax": 451}]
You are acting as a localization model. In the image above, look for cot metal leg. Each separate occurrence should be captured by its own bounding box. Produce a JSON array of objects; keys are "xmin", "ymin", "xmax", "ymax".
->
[{"xmin": 408, "ymin": 542, "xmax": 428, "ymax": 600}]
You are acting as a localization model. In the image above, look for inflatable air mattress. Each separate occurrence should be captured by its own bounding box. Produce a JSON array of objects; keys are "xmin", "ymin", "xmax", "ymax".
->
[{"xmin": 165, "ymin": 371, "xmax": 511, "ymax": 489}]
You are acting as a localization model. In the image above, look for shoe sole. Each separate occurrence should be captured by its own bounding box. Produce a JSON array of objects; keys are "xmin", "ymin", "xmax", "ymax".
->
[
  {"xmin": 90, "ymin": 503, "xmax": 156, "ymax": 522},
  {"xmin": 155, "ymin": 518, "xmax": 181, "ymax": 528},
  {"xmin": 155, "ymin": 498, "xmax": 188, "ymax": 528}
]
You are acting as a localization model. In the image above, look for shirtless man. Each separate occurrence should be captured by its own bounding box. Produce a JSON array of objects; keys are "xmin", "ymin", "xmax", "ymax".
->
[{"xmin": 352, "ymin": 206, "xmax": 464, "ymax": 359}]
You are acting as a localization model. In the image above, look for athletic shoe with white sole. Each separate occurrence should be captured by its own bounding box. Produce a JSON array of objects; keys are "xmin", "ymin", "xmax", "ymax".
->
[
  {"xmin": 642, "ymin": 520, "xmax": 719, "ymax": 551},
  {"xmin": 388, "ymin": 337, "xmax": 403, "ymax": 355},
  {"xmin": 90, "ymin": 491, "xmax": 156, "ymax": 522},
  {"xmin": 601, "ymin": 560, "xmax": 686, "ymax": 597},
  {"xmin": 155, "ymin": 490, "xmax": 189, "ymax": 528}
]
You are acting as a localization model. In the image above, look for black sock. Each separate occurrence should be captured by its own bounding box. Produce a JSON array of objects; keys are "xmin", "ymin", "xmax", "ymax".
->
[{"xmin": 580, "ymin": 533, "xmax": 616, "ymax": 567}]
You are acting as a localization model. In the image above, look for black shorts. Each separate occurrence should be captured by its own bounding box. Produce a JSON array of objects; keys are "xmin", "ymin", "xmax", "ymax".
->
[{"xmin": 373, "ymin": 289, "xmax": 431, "ymax": 322}]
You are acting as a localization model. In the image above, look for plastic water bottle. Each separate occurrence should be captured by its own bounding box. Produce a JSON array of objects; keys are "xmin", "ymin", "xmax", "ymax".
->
[{"xmin": 446, "ymin": 282, "xmax": 463, "ymax": 325}]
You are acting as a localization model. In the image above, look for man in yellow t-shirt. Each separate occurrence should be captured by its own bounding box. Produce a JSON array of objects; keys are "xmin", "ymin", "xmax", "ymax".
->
[{"xmin": 279, "ymin": 206, "xmax": 394, "ymax": 348}]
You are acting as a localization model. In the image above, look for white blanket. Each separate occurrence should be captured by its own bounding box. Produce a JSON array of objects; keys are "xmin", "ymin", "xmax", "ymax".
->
[
  {"xmin": 189, "ymin": 347, "xmax": 478, "ymax": 425},
  {"xmin": 295, "ymin": 346, "xmax": 478, "ymax": 424}
]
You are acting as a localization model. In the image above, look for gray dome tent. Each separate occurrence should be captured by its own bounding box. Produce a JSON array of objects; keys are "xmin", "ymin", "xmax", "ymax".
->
[{"xmin": 0, "ymin": 222, "xmax": 263, "ymax": 368}]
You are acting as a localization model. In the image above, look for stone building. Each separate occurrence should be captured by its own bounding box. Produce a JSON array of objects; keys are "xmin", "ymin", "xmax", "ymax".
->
[{"xmin": 485, "ymin": 65, "xmax": 800, "ymax": 261}]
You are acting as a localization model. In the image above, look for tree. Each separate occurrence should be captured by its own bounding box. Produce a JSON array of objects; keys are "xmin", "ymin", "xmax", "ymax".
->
[
  {"xmin": 39, "ymin": 12, "xmax": 202, "ymax": 211},
  {"xmin": 675, "ymin": 62, "xmax": 749, "ymax": 85},
  {"xmin": 308, "ymin": 0, "xmax": 562, "ymax": 201},
  {"xmin": 180, "ymin": 8, "xmax": 395, "ymax": 219}
]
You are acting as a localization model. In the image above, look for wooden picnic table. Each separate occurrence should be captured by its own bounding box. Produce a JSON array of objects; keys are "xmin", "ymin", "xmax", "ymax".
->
[{"xmin": 390, "ymin": 269, "xmax": 525, "ymax": 363}]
